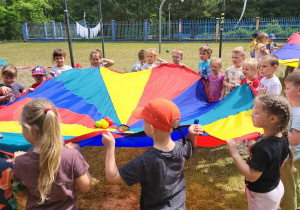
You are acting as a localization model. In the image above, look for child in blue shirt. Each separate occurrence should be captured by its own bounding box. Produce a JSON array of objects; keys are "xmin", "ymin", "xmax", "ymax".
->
[{"xmin": 198, "ymin": 44, "xmax": 212, "ymax": 79}]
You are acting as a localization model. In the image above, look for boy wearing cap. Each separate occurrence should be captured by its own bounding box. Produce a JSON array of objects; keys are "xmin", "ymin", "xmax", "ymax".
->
[
  {"xmin": 102, "ymin": 98, "xmax": 203, "ymax": 210},
  {"xmin": 266, "ymin": 33, "xmax": 282, "ymax": 53},
  {"xmin": 28, "ymin": 66, "xmax": 47, "ymax": 91}
]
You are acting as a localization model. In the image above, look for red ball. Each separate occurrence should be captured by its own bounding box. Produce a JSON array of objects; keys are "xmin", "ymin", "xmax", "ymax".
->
[
  {"xmin": 104, "ymin": 117, "xmax": 111, "ymax": 121},
  {"xmin": 107, "ymin": 119, "xmax": 113, "ymax": 126}
]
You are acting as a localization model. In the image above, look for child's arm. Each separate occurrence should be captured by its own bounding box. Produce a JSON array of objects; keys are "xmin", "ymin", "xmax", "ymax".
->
[
  {"xmin": 102, "ymin": 58, "xmax": 115, "ymax": 67},
  {"xmin": 102, "ymin": 132, "xmax": 124, "ymax": 183},
  {"xmin": 288, "ymin": 129, "xmax": 300, "ymax": 146},
  {"xmin": 257, "ymin": 88, "xmax": 266, "ymax": 95},
  {"xmin": 227, "ymin": 139, "xmax": 263, "ymax": 182},
  {"xmin": 186, "ymin": 124, "xmax": 203, "ymax": 147},
  {"xmin": 261, "ymin": 46, "xmax": 269, "ymax": 55},
  {"xmin": 156, "ymin": 57, "xmax": 168, "ymax": 63},
  {"xmin": 223, "ymin": 79, "xmax": 234, "ymax": 91},
  {"xmin": 221, "ymin": 85, "xmax": 226, "ymax": 99},
  {"xmin": 65, "ymin": 142, "xmax": 92, "ymax": 192}
]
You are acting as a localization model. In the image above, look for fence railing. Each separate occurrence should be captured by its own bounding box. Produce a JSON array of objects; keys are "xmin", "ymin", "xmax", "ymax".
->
[{"xmin": 22, "ymin": 17, "xmax": 300, "ymax": 42}]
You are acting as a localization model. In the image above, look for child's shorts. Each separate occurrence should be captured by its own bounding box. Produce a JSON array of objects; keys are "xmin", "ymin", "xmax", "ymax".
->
[{"xmin": 246, "ymin": 180, "xmax": 284, "ymax": 210}]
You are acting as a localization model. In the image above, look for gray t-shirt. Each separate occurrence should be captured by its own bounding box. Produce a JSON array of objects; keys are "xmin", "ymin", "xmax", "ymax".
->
[
  {"xmin": 291, "ymin": 107, "xmax": 300, "ymax": 161},
  {"xmin": 119, "ymin": 139, "xmax": 193, "ymax": 210},
  {"xmin": 130, "ymin": 60, "xmax": 143, "ymax": 72},
  {"xmin": 13, "ymin": 147, "xmax": 89, "ymax": 210},
  {"xmin": 0, "ymin": 83, "xmax": 25, "ymax": 105}
]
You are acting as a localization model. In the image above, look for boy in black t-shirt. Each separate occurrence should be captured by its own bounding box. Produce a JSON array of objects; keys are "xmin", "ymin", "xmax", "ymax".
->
[{"xmin": 102, "ymin": 98, "xmax": 203, "ymax": 209}]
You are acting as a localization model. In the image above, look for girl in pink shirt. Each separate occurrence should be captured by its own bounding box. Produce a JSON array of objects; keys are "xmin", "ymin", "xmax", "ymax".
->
[
  {"xmin": 207, "ymin": 58, "xmax": 225, "ymax": 102},
  {"xmin": 255, "ymin": 33, "xmax": 270, "ymax": 61}
]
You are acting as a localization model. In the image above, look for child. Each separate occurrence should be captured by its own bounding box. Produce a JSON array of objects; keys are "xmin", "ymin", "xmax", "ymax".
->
[
  {"xmin": 13, "ymin": 99, "xmax": 91, "ymax": 209},
  {"xmin": 0, "ymin": 158, "xmax": 18, "ymax": 209},
  {"xmin": 223, "ymin": 46, "xmax": 246, "ymax": 91},
  {"xmin": 89, "ymin": 49, "xmax": 115, "ymax": 68},
  {"xmin": 250, "ymin": 32, "xmax": 258, "ymax": 58},
  {"xmin": 102, "ymin": 98, "xmax": 203, "ymax": 209},
  {"xmin": 141, "ymin": 48, "xmax": 167, "ymax": 70},
  {"xmin": 49, "ymin": 49, "xmax": 72, "ymax": 77},
  {"xmin": 28, "ymin": 66, "xmax": 47, "ymax": 92},
  {"xmin": 0, "ymin": 65, "xmax": 25, "ymax": 105},
  {"xmin": 280, "ymin": 71, "xmax": 300, "ymax": 210},
  {"xmin": 227, "ymin": 94, "xmax": 294, "ymax": 210},
  {"xmin": 240, "ymin": 58, "xmax": 260, "ymax": 89},
  {"xmin": 130, "ymin": 50, "xmax": 146, "ymax": 72},
  {"xmin": 255, "ymin": 33, "xmax": 270, "ymax": 61},
  {"xmin": 257, "ymin": 55, "xmax": 282, "ymax": 95},
  {"xmin": 207, "ymin": 57, "xmax": 225, "ymax": 101},
  {"xmin": 266, "ymin": 33, "xmax": 282, "ymax": 54},
  {"xmin": 198, "ymin": 44, "xmax": 212, "ymax": 78},
  {"xmin": 172, "ymin": 48, "xmax": 185, "ymax": 66}
]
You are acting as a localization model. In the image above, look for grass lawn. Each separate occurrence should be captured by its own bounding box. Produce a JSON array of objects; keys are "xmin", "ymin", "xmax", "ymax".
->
[{"xmin": 0, "ymin": 41, "xmax": 286, "ymax": 209}]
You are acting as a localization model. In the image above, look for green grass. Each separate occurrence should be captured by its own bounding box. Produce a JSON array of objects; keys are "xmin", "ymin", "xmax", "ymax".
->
[
  {"xmin": 0, "ymin": 42, "xmax": 286, "ymax": 88},
  {"xmin": 0, "ymin": 41, "xmax": 286, "ymax": 209}
]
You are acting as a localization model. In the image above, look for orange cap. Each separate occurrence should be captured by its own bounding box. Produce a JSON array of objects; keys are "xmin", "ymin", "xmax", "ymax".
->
[{"xmin": 132, "ymin": 98, "xmax": 181, "ymax": 132}]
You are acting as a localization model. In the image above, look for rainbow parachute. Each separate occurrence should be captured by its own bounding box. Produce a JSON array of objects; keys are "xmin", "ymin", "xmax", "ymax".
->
[
  {"xmin": 0, "ymin": 64, "xmax": 260, "ymax": 154},
  {"xmin": 272, "ymin": 32, "xmax": 300, "ymax": 67}
]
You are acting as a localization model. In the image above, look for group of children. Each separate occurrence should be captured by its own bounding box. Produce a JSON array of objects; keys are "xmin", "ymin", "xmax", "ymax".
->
[
  {"xmin": 1, "ymin": 38, "xmax": 300, "ymax": 209},
  {"xmin": 250, "ymin": 32, "xmax": 282, "ymax": 60},
  {"xmin": 0, "ymin": 47, "xmax": 117, "ymax": 105}
]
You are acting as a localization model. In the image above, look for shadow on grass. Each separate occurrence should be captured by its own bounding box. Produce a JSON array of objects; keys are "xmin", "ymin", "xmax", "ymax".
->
[{"xmin": 185, "ymin": 145, "xmax": 248, "ymax": 210}]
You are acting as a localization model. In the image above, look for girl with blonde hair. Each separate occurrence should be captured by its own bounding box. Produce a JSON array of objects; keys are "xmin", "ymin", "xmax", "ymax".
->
[{"xmin": 13, "ymin": 98, "xmax": 91, "ymax": 209}]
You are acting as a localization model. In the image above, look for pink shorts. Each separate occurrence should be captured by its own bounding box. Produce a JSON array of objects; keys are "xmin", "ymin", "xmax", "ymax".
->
[{"xmin": 246, "ymin": 181, "xmax": 284, "ymax": 210}]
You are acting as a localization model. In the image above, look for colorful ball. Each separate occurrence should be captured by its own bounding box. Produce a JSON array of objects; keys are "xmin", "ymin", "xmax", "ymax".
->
[
  {"xmin": 104, "ymin": 116, "xmax": 111, "ymax": 121},
  {"xmin": 166, "ymin": 49, "xmax": 170, "ymax": 53},
  {"xmin": 100, "ymin": 119, "xmax": 109, "ymax": 128},
  {"xmin": 95, "ymin": 121, "xmax": 102, "ymax": 128},
  {"xmin": 107, "ymin": 119, "xmax": 113, "ymax": 126}
]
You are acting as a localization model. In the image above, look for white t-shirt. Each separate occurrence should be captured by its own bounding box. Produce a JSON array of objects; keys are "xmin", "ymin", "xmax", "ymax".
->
[
  {"xmin": 50, "ymin": 65, "xmax": 73, "ymax": 76},
  {"xmin": 256, "ymin": 76, "xmax": 282, "ymax": 95},
  {"xmin": 224, "ymin": 66, "xmax": 244, "ymax": 85},
  {"xmin": 141, "ymin": 63, "xmax": 160, "ymax": 71}
]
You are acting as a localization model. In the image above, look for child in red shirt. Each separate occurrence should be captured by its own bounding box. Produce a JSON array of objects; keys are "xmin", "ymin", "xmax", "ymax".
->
[
  {"xmin": 240, "ymin": 58, "xmax": 260, "ymax": 89},
  {"xmin": 28, "ymin": 66, "xmax": 46, "ymax": 91}
]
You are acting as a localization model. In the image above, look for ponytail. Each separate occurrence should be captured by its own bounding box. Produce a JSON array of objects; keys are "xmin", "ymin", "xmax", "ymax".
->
[{"xmin": 20, "ymin": 99, "xmax": 63, "ymax": 204}]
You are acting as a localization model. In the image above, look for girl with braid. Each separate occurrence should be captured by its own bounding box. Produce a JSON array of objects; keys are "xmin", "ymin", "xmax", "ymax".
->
[
  {"xmin": 13, "ymin": 99, "xmax": 91, "ymax": 209},
  {"xmin": 227, "ymin": 94, "xmax": 295, "ymax": 210}
]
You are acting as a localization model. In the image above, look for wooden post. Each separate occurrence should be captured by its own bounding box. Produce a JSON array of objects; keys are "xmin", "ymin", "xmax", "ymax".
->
[
  {"xmin": 178, "ymin": 19, "xmax": 182, "ymax": 42},
  {"xmin": 256, "ymin": 17, "xmax": 260, "ymax": 31},
  {"xmin": 215, "ymin": 18, "xmax": 220, "ymax": 43}
]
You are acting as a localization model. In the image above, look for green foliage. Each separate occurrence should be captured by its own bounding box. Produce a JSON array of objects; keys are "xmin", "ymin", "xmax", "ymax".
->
[
  {"xmin": 0, "ymin": 0, "xmax": 53, "ymax": 40},
  {"xmin": 1, "ymin": 0, "xmax": 300, "ymax": 40}
]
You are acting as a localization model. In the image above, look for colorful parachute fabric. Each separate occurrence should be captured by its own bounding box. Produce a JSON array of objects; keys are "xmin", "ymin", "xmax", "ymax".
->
[
  {"xmin": 272, "ymin": 32, "xmax": 300, "ymax": 67},
  {"xmin": 0, "ymin": 64, "xmax": 260, "ymax": 153}
]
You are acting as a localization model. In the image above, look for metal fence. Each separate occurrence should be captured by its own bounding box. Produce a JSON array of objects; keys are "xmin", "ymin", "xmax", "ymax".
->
[{"xmin": 22, "ymin": 17, "xmax": 300, "ymax": 42}]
